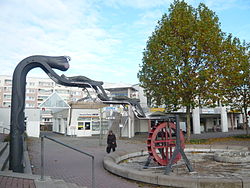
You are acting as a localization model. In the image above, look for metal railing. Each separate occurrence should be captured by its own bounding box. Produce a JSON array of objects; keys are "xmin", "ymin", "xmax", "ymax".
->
[
  {"xmin": 0, "ymin": 126, "xmax": 10, "ymax": 134},
  {"xmin": 40, "ymin": 135, "xmax": 95, "ymax": 188}
]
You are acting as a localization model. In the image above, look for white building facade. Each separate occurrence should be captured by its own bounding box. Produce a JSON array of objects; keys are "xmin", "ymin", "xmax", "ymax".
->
[{"xmin": 0, "ymin": 75, "xmax": 84, "ymax": 108}]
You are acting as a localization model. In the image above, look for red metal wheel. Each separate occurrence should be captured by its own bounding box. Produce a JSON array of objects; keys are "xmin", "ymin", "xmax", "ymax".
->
[{"xmin": 147, "ymin": 121, "xmax": 185, "ymax": 166}]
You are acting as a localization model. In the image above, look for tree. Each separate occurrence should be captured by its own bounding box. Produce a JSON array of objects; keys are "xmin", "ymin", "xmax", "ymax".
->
[
  {"xmin": 138, "ymin": 0, "xmax": 224, "ymax": 141},
  {"xmin": 218, "ymin": 35, "xmax": 250, "ymax": 135}
]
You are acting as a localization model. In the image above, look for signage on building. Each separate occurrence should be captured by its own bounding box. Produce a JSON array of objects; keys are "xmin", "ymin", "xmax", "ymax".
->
[
  {"xmin": 150, "ymin": 108, "xmax": 165, "ymax": 112},
  {"xmin": 103, "ymin": 106, "xmax": 117, "ymax": 111},
  {"xmin": 79, "ymin": 113, "xmax": 99, "ymax": 117},
  {"xmin": 201, "ymin": 109, "xmax": 215, "ymax": 114},
  {"xmin": 228, "ymin": 109, "xmax": 241, "ymax": 113}
]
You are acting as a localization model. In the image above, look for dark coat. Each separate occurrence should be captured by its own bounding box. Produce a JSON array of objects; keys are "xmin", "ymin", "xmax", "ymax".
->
[{"xmin": 107, "ymin": 134, "xmax": 117, "ymax": 148}]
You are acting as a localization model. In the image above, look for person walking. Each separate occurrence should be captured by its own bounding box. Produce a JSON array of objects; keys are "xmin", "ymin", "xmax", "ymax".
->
[{"xmin": 106, "ymin": 130, "xmax": 117, "ymax": 153}]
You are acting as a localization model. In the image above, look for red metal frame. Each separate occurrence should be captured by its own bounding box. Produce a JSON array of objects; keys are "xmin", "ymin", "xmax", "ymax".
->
[{"xmin": 147, "ymin": 121, "xmax": 185, "ymax": 166}]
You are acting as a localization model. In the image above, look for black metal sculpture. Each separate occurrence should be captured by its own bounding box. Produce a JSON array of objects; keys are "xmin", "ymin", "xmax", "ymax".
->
[
  {"xmin": 10, "ymin": 55, "xmax": 71, "ymax": 172},
  {"xmin": 10, "ymin": 55, "xmax": 145, "ymax": 173},
  {"xmin": 61, "ymin": 75, "xmax": 145, "ymax": 117}
]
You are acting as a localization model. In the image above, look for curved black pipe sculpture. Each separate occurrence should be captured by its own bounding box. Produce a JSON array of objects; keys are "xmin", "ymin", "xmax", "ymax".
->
[
  {"xmin": 61, "ymin": 75, "xmax": 145, "ymax": 117},
  {"xmin": 10, "ymin": 55, "xmax": 71, "ymax": 172},
  {"xmin": 10, "ymin": 55, "xmax": 146, "ymax": 172}
]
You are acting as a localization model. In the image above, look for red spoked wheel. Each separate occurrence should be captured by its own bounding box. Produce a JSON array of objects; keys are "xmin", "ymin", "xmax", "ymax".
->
[{"xmin": 147, "ymin": 121, "xmax": 185, "ymax": 166}]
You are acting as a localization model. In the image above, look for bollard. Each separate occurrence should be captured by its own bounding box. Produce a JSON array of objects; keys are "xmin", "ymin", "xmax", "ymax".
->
[{"xmin": 40, "ymin": 136, "xmax": 44, "ymax": 181}]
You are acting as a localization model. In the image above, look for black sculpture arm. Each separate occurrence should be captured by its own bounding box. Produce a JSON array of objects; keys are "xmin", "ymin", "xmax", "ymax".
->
[
  {"xmin": 59, "ymin": 75, "xmax": 146, "ymax": 117},
  {"xmin": 10, "ymin": 55, "xmax": 71, "ymax": 173},
  {"xmin": 60, "ymin": 74, "xmax": 110, "ymax": 101}
]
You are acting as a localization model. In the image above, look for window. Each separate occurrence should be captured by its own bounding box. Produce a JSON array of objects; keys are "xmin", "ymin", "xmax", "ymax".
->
[
  {"xmin": 4, "ymin": 94, "xmax": 11, "ymax": 99},
  {"xmin": 38, "ymin": 96, "xmax": 48, "ymax": 101},
  {"xmin": 29, "ymin": 82, "xmax": 35, "ymax": 86},
  {"xmin": 110, "ymin": 89, "xmax": 128, "ymax": 97},
  {"xmin": 39, "ymin": 81, "xmax": 53, "ymax": 87},
  {"xmin": 27, "ymin": 89, "xmax": 35, "ymax": 93},
  {"xmin": 26, "ymin": 103, "xmax": 35, "ymax": 107},
  {"xmin": 44, "ymin": 118, "xmax": 51, "ymax": 122},
  {"xmin": 63, "ymin": 97, "xmax": 68, "ymax": 101},
  {"xmin": 71, "ymin": 91, "xmax": 81, "ymax": 95},
  {"xmin": 131, "ymin": 91, "xmax": 139, "ymax": 99},
  {"xmin": 4, "ymin": 79, "xmax": 12, "ymax": 85},
  {"xmin": 85, "ymin": 122, "xmax": 91, "ymax": 130},
  {"xmin": 3, "ymin": 102, "xmax": 11, "ymax": 107},
  {"xmin": 78, "ymin": 122, "xmax": 84, "ymax": 130},
  {"xmin": 26, "ymin": 96, "xmax": 35, "ymax": 101},
  {"xmin": 55, "ymin": 89, "xmax": 69, "ymax": 94},
  {"xmin": 77, "ymin": 117, "xmax": 91, "ymax": 121},
  {"xmin": 92, "ymin": 118, "xmax": 100, "ymax": 131},
  {"xmin": 38, "ymin": 89, "xmax": 53, "ymax": 94},
  {"xmin": 4, "ymin": 87, "xmax": 12, "ymax": 92},
  {"xmin": 213, "ymin": 118, "xmax": 221, "ymax": 126},
  {"xmin": 78, "ymin": 121, "xmax": 91, "ymax": 130}
]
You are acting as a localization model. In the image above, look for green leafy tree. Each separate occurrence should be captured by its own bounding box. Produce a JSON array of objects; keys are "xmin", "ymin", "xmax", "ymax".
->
[
  {"xmin": 219, "ymin": 35, "xmax": 250, "ymax": 135},
  {"xmin": 138, "ymin": 0, "xmax": 224, "ymax": 141}
]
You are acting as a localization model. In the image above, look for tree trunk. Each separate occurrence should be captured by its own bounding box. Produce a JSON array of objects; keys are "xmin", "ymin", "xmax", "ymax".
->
[
  {"xmin": 243, "ymin": 107, "xmax": 249, "ymax": 135},
  {"xmin": 186, "ymin": 105, "xmax": 191, "ymax": 142},
  {"xmin": 232, "ymin": 112, "xmax": 235, "ymax": 130},
  {"xmin": 230, "ymin": 113, "xmax": 233, "ymax": 130}
]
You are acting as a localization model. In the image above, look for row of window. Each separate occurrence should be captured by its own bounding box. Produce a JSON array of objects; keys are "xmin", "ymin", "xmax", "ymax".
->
[
  {"xmin": 1, "ymin": 88, "xmax": 82, "ymax": 95},
  {"xmin": 2, "ymin": 80, "xmax": 55, "ymax": 87},
  {"xmin": 1, "ymin": 102, "xmax": 36, "ymax": 107},
  {"xmin": 0, "ymin": 92, "xmax": 83, "ymax": 101}
]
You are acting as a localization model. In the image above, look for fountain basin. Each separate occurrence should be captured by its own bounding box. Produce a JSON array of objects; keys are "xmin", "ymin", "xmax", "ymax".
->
[{"xmin": 103, "ymin": 145, "xmax": 250, "ymax": 188}]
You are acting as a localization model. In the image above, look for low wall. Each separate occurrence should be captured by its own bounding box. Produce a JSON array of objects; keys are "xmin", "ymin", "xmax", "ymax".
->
[{"xmin": 103, "ymin": 145, "xmax": 250, "ymax": 188}]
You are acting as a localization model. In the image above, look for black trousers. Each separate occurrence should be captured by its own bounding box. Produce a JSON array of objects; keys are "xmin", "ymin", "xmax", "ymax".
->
[{"xmin": 106, "ymin": 145, "xmax": 116, "ymax": 153}]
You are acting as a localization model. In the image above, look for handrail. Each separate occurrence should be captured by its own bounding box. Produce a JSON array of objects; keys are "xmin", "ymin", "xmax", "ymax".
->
[
  {"xmin": 0, "ymin": 126, "xmax": 10, "ymax": 134},
  {"xmin": 40, "ymin": 135, "xmax": 95, "ymax": 188}
]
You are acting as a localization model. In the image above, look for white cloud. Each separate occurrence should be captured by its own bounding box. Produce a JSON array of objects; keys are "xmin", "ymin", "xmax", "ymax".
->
[
  {"xmin": 0, "ymin": 0, "xmax": 124, "ymax": 82},
  {"xmin": 104, "ymin": 0, "xmax": 172, "ymax": 9}
]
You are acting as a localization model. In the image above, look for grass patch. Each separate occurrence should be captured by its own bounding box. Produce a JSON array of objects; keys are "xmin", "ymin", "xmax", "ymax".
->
[
  {"xmin": 186, "ymin": 139, "xmax": 209, "ymax": 144},
  {"xmin": 186, "ymin": 135, "xmax": 250, "ymax": 145},
  {"xmin": 233, "ymin": 134, "xmax": 250, "ymax": 139}
]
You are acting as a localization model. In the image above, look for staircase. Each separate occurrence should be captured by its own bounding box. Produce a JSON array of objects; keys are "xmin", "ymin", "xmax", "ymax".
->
[{"xmin": 109, "ymin": 112, "xmax": 122, "ymax": 136}]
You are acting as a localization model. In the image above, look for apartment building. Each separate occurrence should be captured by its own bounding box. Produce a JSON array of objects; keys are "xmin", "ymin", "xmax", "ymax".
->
[{"xmin": 0, "ymin": 75, "xmax": 85, "ymax": 108}]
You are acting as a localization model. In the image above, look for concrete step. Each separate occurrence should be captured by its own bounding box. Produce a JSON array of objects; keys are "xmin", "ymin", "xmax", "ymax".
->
[{"xmin": 0, "ymin": 144, "xmax": 9, "ymax": 171}]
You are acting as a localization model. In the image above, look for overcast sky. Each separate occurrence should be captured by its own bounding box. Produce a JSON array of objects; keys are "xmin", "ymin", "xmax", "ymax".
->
[{"xmin": 1, "ymin": 0, "xmax": 250, "ymax": 84}]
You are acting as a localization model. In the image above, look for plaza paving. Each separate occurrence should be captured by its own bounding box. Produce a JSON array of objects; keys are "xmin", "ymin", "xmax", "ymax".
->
[
  {"xmin": 28, "ymin": 132, "xmax": 150, "ymax": 188},
  {"xmin": 27, "ymin": 130, "xmax": 250, "ymax": 188}
]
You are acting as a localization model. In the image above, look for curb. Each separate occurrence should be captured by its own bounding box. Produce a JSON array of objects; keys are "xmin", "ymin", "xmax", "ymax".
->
[{"xmin": 103, "ymin": 145, "xmax": 249, "ymax": 188}]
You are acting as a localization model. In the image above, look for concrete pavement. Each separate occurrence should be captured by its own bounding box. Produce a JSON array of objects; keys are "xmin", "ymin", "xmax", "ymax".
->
[
  {"xmin": 27, "ymin": 130, "xmax": 249, "ymax": 188},
  {"xmin": 28, "ymin": 132, "xmax": 150, "ymax": 188}
]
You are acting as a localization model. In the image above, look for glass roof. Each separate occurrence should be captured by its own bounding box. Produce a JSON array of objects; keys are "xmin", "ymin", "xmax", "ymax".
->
[{"xmin": 39, "ymin": 92, "xmax": 70, "ymax": 109}]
